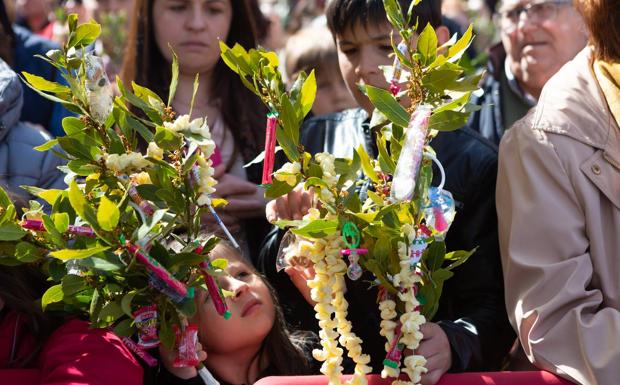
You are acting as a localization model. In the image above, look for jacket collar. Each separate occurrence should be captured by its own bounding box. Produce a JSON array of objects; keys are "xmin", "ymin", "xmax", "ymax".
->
[
  {"xmin": 487, "ymin": 42, "xmax": 507, "ymax": 80},
  {"xmin": 532, "ymin": 47, "xmax": 620, "ymax": 170}
]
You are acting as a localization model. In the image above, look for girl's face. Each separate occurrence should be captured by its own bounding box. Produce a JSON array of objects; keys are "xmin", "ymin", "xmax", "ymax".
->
[
  {"xmin": 193, "ymin": 252, "xmax": 275, "ymax": 354},
  {"xmin": 152, "ymin": 0, "xmax": 233, "ymax": 75}
]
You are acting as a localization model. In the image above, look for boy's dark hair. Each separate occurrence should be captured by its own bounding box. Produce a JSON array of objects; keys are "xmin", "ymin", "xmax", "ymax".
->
[{"xmin": 326, "ymin": 0, "xmax": 442, "ymax": 37}]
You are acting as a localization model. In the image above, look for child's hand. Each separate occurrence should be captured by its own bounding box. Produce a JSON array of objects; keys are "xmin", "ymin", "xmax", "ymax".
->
[
  {"xmin": 285, "ymin": 264, "xmax": 316, "ymax": 306},
  {"xmin": 159, "ymin": 341, "xmax": 208, "ymax": 380},
  {"xmin": 414, "ymin": 322, "xmax": 452, "ymax": 385},
  {"xmin": 266, "ymin": 184, "xmax": 314, "ymax": 222}
]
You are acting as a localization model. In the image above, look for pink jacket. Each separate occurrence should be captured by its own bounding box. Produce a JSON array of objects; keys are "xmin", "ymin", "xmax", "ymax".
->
[
  {"xmin": 0, "ymin": 311, "xmax": 143, "ymax": 385},
  {"xmin": 497, "ymin": 47, "xmax": 620, "ymax": 385}
]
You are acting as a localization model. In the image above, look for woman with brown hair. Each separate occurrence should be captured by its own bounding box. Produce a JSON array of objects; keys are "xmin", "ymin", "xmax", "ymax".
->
[
  {"xmin": 497, "ymin": 0, "xmax": 620, "ymax": 383},
  {"xmin": 121, "ymin": 0, "xmax": 270, "ymax": 263}
]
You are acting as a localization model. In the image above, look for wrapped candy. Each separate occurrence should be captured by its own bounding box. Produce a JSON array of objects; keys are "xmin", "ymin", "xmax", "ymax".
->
[
  {"xmin": 173, "ymin": 325, "xmax": 201, "ymax": 367},
  {"xmin": 199, "ymin": 261, "xmax": 232, "ymax": 320},
  {"xmin": 121, "ymin": 336, "xmax": 158, "ymax": 367},
  {"xmin": 21, "ymin": 219, "xmax": 96, "ymax": 237},
  {"xmin": 133, "ymin": 305, "xmax": 159, "ymax": 348},
  {"xmin": 261, "ymin": 112, "xmax": 279, "ymax": 184},
  {"xmin": 423, "ymin": 187, "xmax": 455, "ymax": 238},
  {"xmin": 128, "ymin": 185, "xmax": 155, "ymax": 216},
  {"xmin": 389, "ymin": 42, "xmax": 409, "ymax": 96},
  {"xmin": 391, "ymin": 105, "xmax": 432, "ymax": 202},
  {"xmin": 84, "ymin": 53, "xmax": 113, "ymax": 123},
  {"xmin": 124, "ymin": 239, "xmax": 190, "ymax": 303},
  {"xmin": 383, "ymin": 323, "xmax": 404, "ymax": 369}
]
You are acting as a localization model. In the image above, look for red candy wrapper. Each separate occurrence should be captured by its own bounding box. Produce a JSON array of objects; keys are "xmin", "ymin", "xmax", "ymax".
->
[
  {"xmin": 210, "ymin": 146, "xmax": 222, "ymax": 168},
  {"xmin": 133, "ymin": 305, "xmax": 159, "ymax": 348},
  {"xmin": 121, "ymin": 337, "xmax": 158, "ymax": 367},
  {"xmin": 173, "ymin": 325, "xmax": 201, "ymax": 367},
  {"xmin": 261, "ymin": 112, "xmax": 278, "ymax": 184}
]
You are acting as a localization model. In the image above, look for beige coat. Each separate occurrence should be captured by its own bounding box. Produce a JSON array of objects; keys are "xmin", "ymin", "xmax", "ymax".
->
[{"xmin": 497, "ymin": 48, "xmax": 620, "ymax": 385}]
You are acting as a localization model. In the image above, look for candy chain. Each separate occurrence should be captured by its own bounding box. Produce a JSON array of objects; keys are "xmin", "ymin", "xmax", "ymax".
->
[
  {"xmin": 21, "ymin": 219, "xmax": 96, "ymax": 237},
  {"xmin": 125, "ymin": 240, "xmax": 188, "ymax": 300}
]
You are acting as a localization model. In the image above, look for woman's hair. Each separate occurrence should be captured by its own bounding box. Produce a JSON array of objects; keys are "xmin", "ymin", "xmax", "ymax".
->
[
  {"xmin": 121, "ymin": 0, "xmax": 267, "ymax": 172},
  {"xmin": 209, "ymin": 241, "xmax": 313, "ymax": 376},
  {"xmin": 0, "ymin": 265, "xmax": 62, "ymax": 368},
  {"xmin": 576, "ymin": 0, "xmax": 620, "ymax": 61},
  {"xmin": 0, "ymin": 0, "xmax": 15, "ymax": 65}
]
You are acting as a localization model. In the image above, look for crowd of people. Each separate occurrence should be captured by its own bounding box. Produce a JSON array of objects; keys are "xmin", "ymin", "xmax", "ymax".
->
[{"xmin": 0, "ymin": 0, "xmax": 618, "ymax": 384}]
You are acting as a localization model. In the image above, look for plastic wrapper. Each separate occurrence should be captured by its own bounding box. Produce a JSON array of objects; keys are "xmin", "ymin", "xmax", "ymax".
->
[
  {"xmin": 173, "ymin": 325, "xmax": 201, "ymax": 367},
  {"xmin": 133, "ymin": 305, "xmax": 159, "ymax": 348},
  {"xmin": 423, "ymin": 187, "xmax": 456, "ymax": 238}
]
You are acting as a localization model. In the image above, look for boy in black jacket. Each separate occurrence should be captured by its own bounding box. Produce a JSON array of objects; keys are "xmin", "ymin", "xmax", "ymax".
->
[{"xmin": 258, "ymin": 1, "xmax": 515, "ymax": 384}]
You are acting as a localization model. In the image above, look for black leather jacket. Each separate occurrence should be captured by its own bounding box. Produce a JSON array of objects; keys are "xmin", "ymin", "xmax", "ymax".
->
[{"xmin": 258, "ymin": 109, "xmax": 515, "ymax": 373}]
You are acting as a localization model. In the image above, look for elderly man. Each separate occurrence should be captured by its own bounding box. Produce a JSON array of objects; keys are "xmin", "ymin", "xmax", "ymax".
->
[{"xmin": 469, "ymin": 0, "xmax": 587, "ymax": 144}]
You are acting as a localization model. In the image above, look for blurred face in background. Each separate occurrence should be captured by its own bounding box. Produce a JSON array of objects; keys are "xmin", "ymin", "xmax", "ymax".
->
[
  {"xmin": 152, "ymin": 0, "xmax": 232, "ymax": 75},
  {"xmin": 499, "ymin": 0, "xmax": 588, "ymax": 98},
  {"xmin": 312, "ymin": 64, "xmax": 358, "ymax": 116}
]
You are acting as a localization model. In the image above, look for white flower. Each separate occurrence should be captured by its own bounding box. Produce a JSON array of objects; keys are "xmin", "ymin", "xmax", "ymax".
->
[
  {"xmin": 164, "ymin": 114, "xmax": 213, "ymax": 141},
  {"xmin": 147, "ymin": 142, "xmax": 164, "ymax": 160},
  {"xmin": 315, "ymin": 152, "xmax": 338, "ymax": 187},
  {"xmin": 274, "ymin": 161, "xmax": 301, "ymax": 186},
  {"xmin": 105, "ymin": 152, "xmax": 151, "ymax": 174},
  {"xmin": 197, "ymin": 193, "xmax": 211, "ymax": 206},
  {"xmin": 164, "ymin": 114, "xmax": 191, "ymax": 132}
]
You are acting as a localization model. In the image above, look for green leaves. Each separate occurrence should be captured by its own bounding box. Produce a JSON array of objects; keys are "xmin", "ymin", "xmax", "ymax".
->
[
  {"xmin": 15, "ymin": 242, "xmax": 42, "ymax": 262},
  {"xmin": 292, "ymin": 220, "xmax": 339, "ymax": 238},
  {"xmin": 168, "ymin": 48, "xmax": 179, "ymax": 106},
  {"xmin": 49, "ymin": 245, "xmax": 109, "ymax": 260},
  {"xmin": 429, "ymin": 110, "xmax": 469, "ymax": 132},
  {"xmin": 97, "ymin": 196, "xmax": 120, "ymax": 231},
  {"xmin": 366, "ymin": 85, "xmax": 410, "ymax": 127},
  {"xmin": 448, "ymin": 24, "xmax": 473, "ymax": 63},
  {"xmin": 416, "ymin": 23, "xmax": 438, "ymax": 66},
  {"xmin": 68, "ymin": 20, "xmax": 101, "ymax": 48},
  {"xmin": 356, "ymin": 145, "xmax": 379, "ymax": 183},
  {"xmin": 299, "ymin": 70, "xmax": 317, "ymax": 118},
  {"xmin": 22, "ymin": 72, "xmax": 71, "ymax": 93},
  {"xmin": 219, "ymin": 42, "xmax": 310, "ymax": 165},
  {"xmin": 154, "ymin": 125, "xmax": 183, "ymax": 151},
  {"xmin": 0, "ymin": 224, "xmax": 26, "ymax": 241},
  {"xmin": 42, "ymin": 284, "xmax": 64, "ymax": 310}
]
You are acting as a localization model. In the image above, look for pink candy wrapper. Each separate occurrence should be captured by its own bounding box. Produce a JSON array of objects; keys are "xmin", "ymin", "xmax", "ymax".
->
[
  {"xmin": 173, "ymin": 325, "xmax": 201, "ymax": 367},
  {"xmin": 133, "ymin": 305, "xmax": 159, "ymax": 348}
]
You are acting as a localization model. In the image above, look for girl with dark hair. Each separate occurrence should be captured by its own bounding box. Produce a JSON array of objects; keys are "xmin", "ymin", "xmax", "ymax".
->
[
  {"xmin": 121, "ymin": 0, "xmax": 270, "ymax": 263},
  {"xmin": 0, "ymin": 264, "xmax": 144, "ymax": 385},
  {"xmin": 160, "ymin": 241, "xmax": 316, "ymax": 385}
]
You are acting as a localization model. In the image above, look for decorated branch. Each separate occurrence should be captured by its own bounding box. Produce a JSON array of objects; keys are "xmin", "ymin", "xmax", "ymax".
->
[
  {"xmin": 221, "ymin": 0, "xmax": 479, "ymax": 384},
  {"xmin": 0, "ymin": 15, "xmax": 235, "ymax": 379}
]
